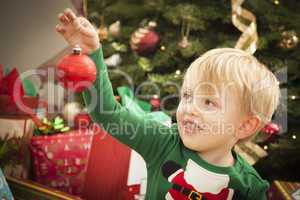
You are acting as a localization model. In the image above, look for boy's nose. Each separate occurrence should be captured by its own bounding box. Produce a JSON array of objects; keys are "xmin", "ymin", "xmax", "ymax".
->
[{"xmin": 182, "ymin": 102, "xmax": 199, "ymax": 117}]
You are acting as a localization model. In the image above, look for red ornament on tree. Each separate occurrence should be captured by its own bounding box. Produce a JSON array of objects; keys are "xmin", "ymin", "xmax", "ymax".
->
[
  {"xmin": 150, "ymin": 95, "xmax": 161, "ymax": 110},
  {"xmin": 56, "ymin": 46, "xmax": 97, "ymax": 92},
  {"xmin": 130, "ymin": 21, "xmax": 160, "ymax": 56},
  {"xmin": 262, "ymin": 122, "xmax": 280, "ymax": 135}
]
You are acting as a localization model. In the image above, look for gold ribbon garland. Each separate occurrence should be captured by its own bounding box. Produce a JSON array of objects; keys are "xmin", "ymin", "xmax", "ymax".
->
[
  {"xmin": 231, "ymin": 0, "xmax": 258, "ymax": 54},
  {"xmin": 83, "ymin": 0, "xmax": 88, "ymax": 18}
]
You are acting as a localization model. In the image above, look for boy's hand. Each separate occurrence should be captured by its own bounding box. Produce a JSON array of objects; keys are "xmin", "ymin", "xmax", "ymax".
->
[{"xmin": 56, "ymin": 8, "xmax": 100, "ymax": 54}]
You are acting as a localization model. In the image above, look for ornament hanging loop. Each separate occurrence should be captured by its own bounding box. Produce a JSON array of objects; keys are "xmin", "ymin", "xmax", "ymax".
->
[{"xmin": 178, "ymin": 16, "xmax": 191, "ymax": 48}]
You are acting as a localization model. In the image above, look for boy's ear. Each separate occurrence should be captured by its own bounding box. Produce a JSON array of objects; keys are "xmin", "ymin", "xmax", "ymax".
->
[{"xmin": 236, "ymin": 115, "xmax": 261, "ymax": 140}]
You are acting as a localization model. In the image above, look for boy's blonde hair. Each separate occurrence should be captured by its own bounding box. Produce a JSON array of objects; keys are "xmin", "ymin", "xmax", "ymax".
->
[{"xmin": 185, "ymin": 48, "xmax": 280, "ymax": 129}]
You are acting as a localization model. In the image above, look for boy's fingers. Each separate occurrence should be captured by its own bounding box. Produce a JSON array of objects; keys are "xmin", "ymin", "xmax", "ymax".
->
[
  {"xmin": 77, "ymin": 17, "xmax": 94, "ymax": 36},
  {"xmin": 64, "ymin": 8, "xmax": 76, "ymax": 22},
  {"xmin": 55, "ymin": 24, "xmax": 66, "ymax": 34},
  {"xmin": 58, "ymin": 13, "xmax": 69, "ymax": 24},
  {"xmin": 72, "ymin": 18, "xmax": 83, "ymax": 32}
]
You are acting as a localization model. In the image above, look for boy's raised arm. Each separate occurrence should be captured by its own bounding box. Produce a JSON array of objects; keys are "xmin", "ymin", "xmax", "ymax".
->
[
  {"xmin": 56, "ymin": 9, "xmax": 177, "ymax": 164},
  {"xmin": 81, "ymin": 46, "xmax": 178, "ymax": 165}
]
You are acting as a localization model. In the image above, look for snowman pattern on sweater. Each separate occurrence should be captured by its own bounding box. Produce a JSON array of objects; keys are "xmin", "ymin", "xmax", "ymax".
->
[{"xmin": 162, "ymin": 159, "xmax": 241, "ymax": 200}]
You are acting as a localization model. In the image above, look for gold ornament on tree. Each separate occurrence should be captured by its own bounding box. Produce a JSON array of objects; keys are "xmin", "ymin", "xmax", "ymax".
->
[
  {"xmin": 138, "ymin": 57, "xmax": 153, "ymax": 71},
  {"xmin": 231, "ymin": 0, "xmax": 258, "ymax": 54},
  {"xmin": 272, "ymin": 0, "xmax": 280, "ymax": 5},
  {"xmin": 98, "ymin": 15, "xmax": 108, "ymax": 41},
  {"xmin": 83, "ymin": 0, "xmax": 88, "ymax": 17},
  {"xmin": 279, "ymin": 30, "xmax": 299, "ymax": 49},
  {"xmin": 178, "ymin": 16, "xmax": 192, "ymax": 49},
  {"xmin": 109, "ymin": 21, "xmax": 121, "ymax": 37}
]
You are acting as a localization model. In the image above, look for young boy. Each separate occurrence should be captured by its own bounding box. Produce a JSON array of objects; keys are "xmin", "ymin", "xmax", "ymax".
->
[{"xmin": 56, "ymin": 9, "xmax": 280, "ymax": 200}]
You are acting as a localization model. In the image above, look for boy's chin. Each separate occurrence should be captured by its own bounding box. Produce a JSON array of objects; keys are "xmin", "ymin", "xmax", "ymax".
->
[
  {"xmin": 180, "ymin": 134, "xmax": 207, "ymax": 152},
  {"xmin": 179, "ymin": 131, "xmax": 224, "ymax": 152},
  {"xmin": 182, "ymin": 140, "xmax": 206, "ymax": 152}
]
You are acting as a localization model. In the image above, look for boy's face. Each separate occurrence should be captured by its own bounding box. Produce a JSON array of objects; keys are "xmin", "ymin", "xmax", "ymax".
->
[{"xmin": 176, "ymin": 73, "xmax": 244, "ymax": 152}]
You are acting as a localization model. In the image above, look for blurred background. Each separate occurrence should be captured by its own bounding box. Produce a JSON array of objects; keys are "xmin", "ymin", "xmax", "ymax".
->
[
  {"xmin": 0, "ymin": 0, "xmax": 299, "ymax": 199},
  {"xmin": 87, "ymin": 0, "xmax": 299, "ymax": 182}
]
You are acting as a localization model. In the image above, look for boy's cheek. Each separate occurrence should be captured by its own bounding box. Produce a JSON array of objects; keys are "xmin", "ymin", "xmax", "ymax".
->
[
  {"xmin": 201, "ymin": 117, "xmax": 231, "ymax": 134},
  {"xmin": 176, "ymin": 103, "xmax": 185, "ymax": 119}
]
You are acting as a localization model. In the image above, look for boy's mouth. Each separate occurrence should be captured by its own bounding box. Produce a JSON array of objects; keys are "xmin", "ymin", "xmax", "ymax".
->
[{"xmin": 181, "ymin": 119, "xmax": 204, "ymax": 135}]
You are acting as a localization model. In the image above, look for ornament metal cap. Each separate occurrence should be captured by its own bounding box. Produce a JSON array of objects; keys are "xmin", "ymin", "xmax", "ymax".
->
[{"xmin": 72, "ymin": 45, "xmax": 82, "ymax": 55}]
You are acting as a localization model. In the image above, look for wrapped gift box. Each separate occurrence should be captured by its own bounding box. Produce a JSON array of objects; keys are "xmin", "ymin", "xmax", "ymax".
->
[
  {"xmin": 268, "ymin": 180, "xmax": 300, "ymax": 200},
  {"xmin": 0, "ymin": 115, "xmax": 34, "ymax": 180},
  {"xmin": 30, "ymin": 129, "xmax": 94, "ymax": 197},
  {"xmin": 0, "ymin": 97, "xmax": 47, "ymax": 179}
]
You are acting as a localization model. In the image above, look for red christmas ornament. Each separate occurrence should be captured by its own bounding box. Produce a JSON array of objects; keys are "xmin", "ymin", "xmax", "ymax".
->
[
  {"xmin": 262, "ymin": 122, "xmax": 280, "ymax": 135},
  {"xmin": 130, "ymin": 21, "xmax": 160, "ymax": 56},
  {"xmin": 150, "ymin": 95, "xmax": 161, "ymax": 110},
  {"xmin": 56, "ymin": 46, "xmax": 97, "ymax": 92},
  {"xmin": 74, "ymin": 112, "xmax": 91, "ymax": 129}
]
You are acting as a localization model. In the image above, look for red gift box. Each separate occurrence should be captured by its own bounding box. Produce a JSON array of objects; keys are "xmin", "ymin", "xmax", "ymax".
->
[{"xmin": 30, "ymin": 129, "xmax": 94, "ymax": 196}]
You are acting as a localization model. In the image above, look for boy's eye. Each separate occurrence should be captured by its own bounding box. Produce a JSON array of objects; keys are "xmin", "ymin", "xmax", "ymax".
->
[
  {"xmin": 183, "ymin": 92, "xmax": 190, "ymax": 98},
  {"xmin": 204, "ymin": 99, "xmax": 216, "ymax": 108},
  {"xmin": 182, "ymin": 91, "xmax": 192, "ymax": 100}
]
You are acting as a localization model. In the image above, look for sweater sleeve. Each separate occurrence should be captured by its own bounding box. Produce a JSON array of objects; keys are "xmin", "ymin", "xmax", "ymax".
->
[
  {"xmin": 81, "ymin": 46, "xmax": 178, "ymax": 165},
  {"xmin": 250, "ymin": 179, "xmax": 269, "ymax": 200}
]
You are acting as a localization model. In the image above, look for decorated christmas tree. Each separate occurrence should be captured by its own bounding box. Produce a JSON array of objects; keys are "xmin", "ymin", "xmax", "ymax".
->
[{"xmin": 86, "ymin": 0, "xmax": 300, "ymax": 181}]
